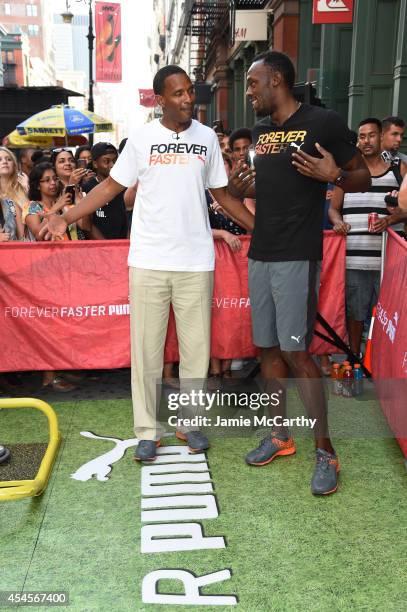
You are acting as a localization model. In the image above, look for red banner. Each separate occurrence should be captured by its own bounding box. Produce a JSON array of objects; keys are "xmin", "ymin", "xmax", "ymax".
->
[
  {"xmin": 312, "ymin": 0, "xmax": 354, "ymax": 24},
  {"xmin": 371, "ymin": 230, "xmax": 407, "ymax": 457},
  {"xmin": 138, "ymin": 89, "xmax": 156, "ymax": 108},
  {"xmin": 0, "ymin": 233, "xmax": 345, "ymax": 373},
  {"xmin": 95, "ymin": 2, "xmax": 122, "ymax": 83}
]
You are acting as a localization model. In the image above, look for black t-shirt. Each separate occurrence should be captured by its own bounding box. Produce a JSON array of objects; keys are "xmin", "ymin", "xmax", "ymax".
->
[
  {"xmin": 249, "ymin": 104, "xmax": 357, "ymax": 262},
  {"xmin": 83, "ymin": 177, "xmax": 128, "ymax": 239}
]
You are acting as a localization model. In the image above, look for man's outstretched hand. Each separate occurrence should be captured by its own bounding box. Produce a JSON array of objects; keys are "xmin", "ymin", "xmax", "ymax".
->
[
  {"xmin": 292, "ymin": 143, "xmax": 340, "ymax": 183},
  {"xmin": 38, "ymin": 213, "xmax": 68, "ymax": 241}
]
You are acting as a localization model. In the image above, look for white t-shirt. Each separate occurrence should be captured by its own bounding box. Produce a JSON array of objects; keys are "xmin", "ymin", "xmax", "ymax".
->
[{"xmin": 110, "ymin": 119, "xmax": 228, "ymax": 271}]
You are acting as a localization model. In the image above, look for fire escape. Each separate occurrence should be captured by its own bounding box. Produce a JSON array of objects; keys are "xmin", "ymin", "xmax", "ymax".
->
[
  {"xmin": 184, "ymin": 0, "xmax": 235, "ymax": 82},
  {"xmin": 183, "ymin": 0, "xmax": 270, "ymax": 82}
]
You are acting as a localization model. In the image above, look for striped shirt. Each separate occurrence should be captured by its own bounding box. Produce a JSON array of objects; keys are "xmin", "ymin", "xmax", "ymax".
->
[{"xmin": 343, "ymin": 167, "xmax": 401, "ymax": 270}]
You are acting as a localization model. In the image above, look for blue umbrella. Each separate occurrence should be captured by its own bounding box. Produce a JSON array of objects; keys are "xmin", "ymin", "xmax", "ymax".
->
[{"xmin": 17, "ymin": 104, "xmax": 113, "ymax": 137}]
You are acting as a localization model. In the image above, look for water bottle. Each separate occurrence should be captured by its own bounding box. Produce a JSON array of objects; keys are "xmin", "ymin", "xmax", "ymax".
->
[
  {"xmin": 353, "ymin": 364, "xmax": 364, "ymax": 396},
  {"xmin": 330, "ymin": 363, "xmax": 342, "ymax": 395},
  {"xmin": 342, "ymin": 366, "xmax": 355, "ymax": 398},
  {"xmin": 340, "ymin": 360, "xmax": 350, "ymax": 375}
]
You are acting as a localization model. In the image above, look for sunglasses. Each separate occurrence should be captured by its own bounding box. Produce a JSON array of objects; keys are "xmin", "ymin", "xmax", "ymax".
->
[{"xmin": 52, "ymin": 148, "xmax": 71, "ymax": 154}]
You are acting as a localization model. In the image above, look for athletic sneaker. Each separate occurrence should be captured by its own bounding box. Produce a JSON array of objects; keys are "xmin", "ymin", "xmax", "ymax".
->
[
  {"xmin": 245, "ymin": 433, "xmax": 296, "ymax": 466},
  {"xmin": 134, "ymin": 440, "xmax": 160, "ymax": 462},
  {"xmin": 0, "ymin": 445, "xmax": 10, "ymax": 464},
  {"xmin": 311, "ymin": 448, "xmax": 340, "ymax": 495},
  {"xmin": 176, "ymin": 430, "xmax": 210, "ymax": 452}
]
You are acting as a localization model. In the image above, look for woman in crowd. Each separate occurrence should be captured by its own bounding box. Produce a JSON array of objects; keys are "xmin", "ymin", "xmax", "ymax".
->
[
  {"xmin": 50, "ymin": 148, "xmax": 91, "ymax": 239},
  {"xmin": 23, "ymin": 162, "xmax": 78, "ymax": 391},
  {"xmin": 74, "ymin": 145, "xmax": 92, "ymax": 167},
  {"xmin": 74, "ymin": 145, "xmax": 96, "ymax": 185},
  {"xmin": 52, "ymin": 148, "xmax": 87, "ymax": 191},
  {"xmin": 24, "ymin": 162, "xmax": 73, "ymax": 241},
  {"xmin": 0, "ymin": 147, "xmax": 26, "ymax": 390},
  {"xmin": 0, "ymin": 146, "xmax": 28, "ymax": 212},
  {"xmin": 0, "ymin": 196, "xmax": 24, "ymax": 242}
]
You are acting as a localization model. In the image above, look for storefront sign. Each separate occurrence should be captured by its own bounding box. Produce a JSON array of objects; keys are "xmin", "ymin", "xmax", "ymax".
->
[
  {"xmin": 235, "ymin": 10, "xmax": 268, "ymax": 41},
  {"xmin": 312, "ymin": 0, "xmax": 354, "ymax": 24}
]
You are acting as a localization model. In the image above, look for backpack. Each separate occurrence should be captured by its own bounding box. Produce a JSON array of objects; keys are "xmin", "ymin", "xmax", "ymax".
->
[{"xmin": 390, "ymin": 159, "xmax": 403, "ymax": 187}]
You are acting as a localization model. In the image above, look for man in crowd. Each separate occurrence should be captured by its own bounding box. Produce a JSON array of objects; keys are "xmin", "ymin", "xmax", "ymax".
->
[
  {"xmin": 42, "ymin": 65, "xmax": 254, "ymax": 462},
  {"xmin": 19, "ymin": 148, "xmax": 35, "ymax": 175},
  {"xmin": 229, "ymin": 51, "xmax": 370, "ymax": 495},
  {"xmin": 381, "ymin": 116, "xmax": 407, "ymax": 164},
  {"xmin": 83, "ymin": 142, "xmax": 128, "ymax": 240},
  {"xmin": 212, "ymin": 120, "xmax": 232, "ymax": 158},
  {"xmin": 229, "ymin": 128, "xmax": 252, "ymax": 168},
  {"xmin": 329, "ymin": 118, "xmax": 406, "ymax": 358},
  {"xmin": 18, "ymin": 147, "xmax": 35, "ymax": 190}
]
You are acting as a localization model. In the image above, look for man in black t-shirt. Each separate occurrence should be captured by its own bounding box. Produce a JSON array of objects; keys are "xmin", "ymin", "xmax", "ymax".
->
[
  {"xmin": 229, "ymin": 51, "xmax": 370, "ymax": 495},
  {"xmin": 83, "ymin": 142, "xmax": 128, "ymax": 239}
]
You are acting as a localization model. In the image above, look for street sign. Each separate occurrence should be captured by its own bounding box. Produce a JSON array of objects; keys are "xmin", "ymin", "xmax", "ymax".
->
[{"xmin": 312, "ymin": 0, "xmax": 354, "ymax": 24}]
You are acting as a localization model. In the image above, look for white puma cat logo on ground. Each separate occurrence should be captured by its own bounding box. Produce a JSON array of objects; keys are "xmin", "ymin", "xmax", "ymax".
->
[{"xmin": 71, "ymin": 431, "xmax": 172, "ymax": 482}]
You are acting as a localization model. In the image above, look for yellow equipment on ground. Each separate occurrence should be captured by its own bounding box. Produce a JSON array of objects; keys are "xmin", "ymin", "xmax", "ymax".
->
[{"xmin": 0, "ymin": 398, "xmax": 61, "ymax": 501}]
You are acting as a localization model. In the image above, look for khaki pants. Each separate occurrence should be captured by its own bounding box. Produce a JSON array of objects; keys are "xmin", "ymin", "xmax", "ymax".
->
[{"xmin": 129, "ymin": 267, "xmax": 213, "ymax": 440}]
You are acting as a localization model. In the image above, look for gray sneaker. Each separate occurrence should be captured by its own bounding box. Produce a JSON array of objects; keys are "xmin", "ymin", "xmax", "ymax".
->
[
  {"xmin": 245, "ymin": 433, "xmax": 296, "ymax": 466},
  {"xmin": 134, "ymin": 440, "xmax": 160, "ymax": 462},
  {"xmin": 176, "ymin": 430, "xmax": 210, "ymax": 452},
  {"xmin": 0, "ymin": 445, "xmax": 10, "ymax": 464},
  {"xmin": 311, "ymin": 449, "xmax": 340, "ymax": 495}
]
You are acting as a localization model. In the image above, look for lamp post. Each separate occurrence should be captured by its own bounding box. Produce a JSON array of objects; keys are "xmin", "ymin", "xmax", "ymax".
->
[{"xmin": 61, "ymin": 0, "xmax": 95, "ymax": 145}]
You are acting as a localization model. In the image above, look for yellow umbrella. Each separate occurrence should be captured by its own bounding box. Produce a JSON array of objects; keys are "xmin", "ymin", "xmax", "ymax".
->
[
  {"xmin": 17, "ymin": 104, "xmax": 113, "ymax": 137},
  {"xmin": 2, "ymin": 130, "xmax": 88, "ymax": 149}
]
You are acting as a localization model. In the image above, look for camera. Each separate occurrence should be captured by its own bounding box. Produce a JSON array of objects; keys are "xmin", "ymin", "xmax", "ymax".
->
[{"xmin": 384, "ymin": 194, "xmax": 398, "ymax": 207}]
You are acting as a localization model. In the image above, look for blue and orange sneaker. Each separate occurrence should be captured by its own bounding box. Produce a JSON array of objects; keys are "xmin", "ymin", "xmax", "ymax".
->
[
  {"xmin": 176, "ymin": 430, "xmax": 210, "ymax": 453},
  {"xmin": 311, "ymin": 448, "xmax": 340, "ymax": 495},
  {"xmin": 245, "ymin": 433, "xmax": 296, "ymax": 466},
  {"xmin": 134, "ymin": 440, "xmax": 161, "ymax": 462}
]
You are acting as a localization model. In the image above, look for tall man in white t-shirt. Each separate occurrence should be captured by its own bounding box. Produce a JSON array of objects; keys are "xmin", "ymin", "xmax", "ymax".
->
[{"xmin": 42, "ymin": 65, "xmax": 254, "ymax": 461}]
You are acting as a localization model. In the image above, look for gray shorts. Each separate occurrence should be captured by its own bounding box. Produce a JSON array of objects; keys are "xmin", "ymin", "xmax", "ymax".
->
[
  {"xmin": 346, "ymin": 269, "xmax": 380, "ymax": 321},
  {"xmin": 248, "ymin": 259, "xmax": 321, "ymax": 352}
]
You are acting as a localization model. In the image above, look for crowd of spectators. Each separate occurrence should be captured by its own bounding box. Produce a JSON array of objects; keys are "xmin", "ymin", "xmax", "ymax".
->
[{"xmin": 0, "ymin": 113, "xmax": 406, "ymax": 391}]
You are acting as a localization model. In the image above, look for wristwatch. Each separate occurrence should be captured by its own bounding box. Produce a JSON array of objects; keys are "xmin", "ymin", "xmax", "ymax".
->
[{"xmin": 334, "ymin": 169, "xmax": 348, "ymax": 188}]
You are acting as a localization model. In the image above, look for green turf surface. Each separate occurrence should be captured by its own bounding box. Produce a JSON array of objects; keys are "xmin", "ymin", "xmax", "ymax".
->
[{"xmin": 0, "ymin": 398, "xmax": 406, "ymax": 611}]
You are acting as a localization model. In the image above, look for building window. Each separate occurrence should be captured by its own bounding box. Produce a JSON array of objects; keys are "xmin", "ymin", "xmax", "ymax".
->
[
  {"xmin": 4, "ymin": 3, "xmax": 11, "ymax": 15},
  {"xmin": 4, "ymin": 65, "xmax": 16, "ymax": 86},
  {"xmin": 26, "ymin": 4, "xmax": 38, "ymax": 17},
  {"xmin": 2, "ymin": 50, "xmax": 15, "ymax": 64},
  {"xmin": 28, "ymin": 24, "xmax": 39, "ymax": 36}
]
